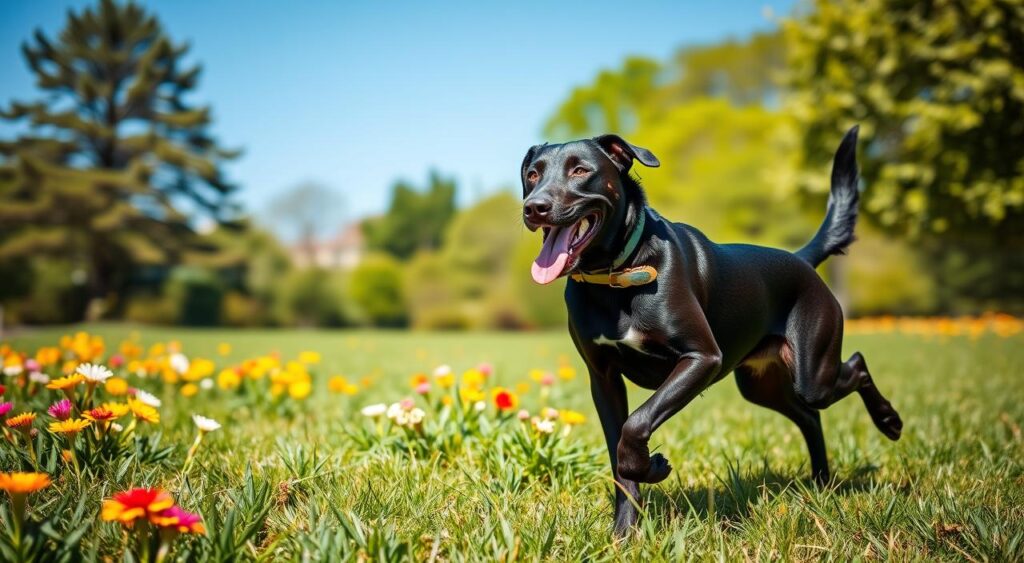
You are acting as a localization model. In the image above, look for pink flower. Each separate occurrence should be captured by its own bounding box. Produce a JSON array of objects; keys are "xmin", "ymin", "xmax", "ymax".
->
[
  {"xmin": 414, "ymin": 382, "xmax": 431, "ymax": 395},
  {"xmin": 153, "ymin": 505, "xmax": 206, "ymax": 534},
  {"xmin": 541, "ymin": 372, "xmax": 555, "ymax": 386},
  {"xmin": 110, "ymin": 355, "xmax": 125, "ymax": 368},
  {"xmin": 24, "ymin": 359, "xmax": 40, "ymax": 373},
  {"xmin": 47, "ymin": 399, "xmax": 72, "ymax": 421},
  {"xmin": 0, "ymin": 402, "xmax": 12, "ymax": 417},
  {"xmin": 477, "ymin": 363, "xmax": 493, "ymax": 378},
  {"xmin": 399, "ymin": 397, "xmax": 415, "ymax": 410},
  {"xmin": 517, "ymin": 409, "xmax": 530, "ymax": 421}
]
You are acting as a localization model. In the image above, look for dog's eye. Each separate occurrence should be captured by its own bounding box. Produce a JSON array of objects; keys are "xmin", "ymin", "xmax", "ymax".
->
[
  {"xmin": 570, "ymin": 166, "xmax": 589, "ymax": 177},
  {"xmin": 527, "ymin": 170, "xmax": 539, "ymax": 183}
]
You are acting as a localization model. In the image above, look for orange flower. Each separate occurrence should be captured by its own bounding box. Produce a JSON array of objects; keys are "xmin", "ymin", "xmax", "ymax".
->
[
  {"xmin": 83, "ymin": 407, "xmax": 117, "ymax": 422},
  {"xmin": 101, "ymin": 488, "xmax": 175, "ymax": 526},
  {"xmin": 5, "ymin": 412, "xmax": 36, "ymax": 429},
  {"xmin": 0, "ymin": 472, "xmax": 51, "ymax": 495},
  {"xmin": 105, "ymin": 377, "xmax": 129, "ymax": 396},
  {"xmin": 491, "ymin": 387, "xmax": 519, "ymax": 411}
]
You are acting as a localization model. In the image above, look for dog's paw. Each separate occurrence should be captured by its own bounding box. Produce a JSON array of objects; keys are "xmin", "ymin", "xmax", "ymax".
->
[
  {"xmin": 872, "ymin": 404, "xmax": 903, "ymax": 441},
  {"xmin": 643, "ymin": 453, "xmax": 672, "ymax": 483}
]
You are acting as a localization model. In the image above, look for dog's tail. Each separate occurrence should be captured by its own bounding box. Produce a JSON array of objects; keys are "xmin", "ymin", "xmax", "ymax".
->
[{"xmin": 795, "ymin": 126, "xmax": 861, "ymax": 268}]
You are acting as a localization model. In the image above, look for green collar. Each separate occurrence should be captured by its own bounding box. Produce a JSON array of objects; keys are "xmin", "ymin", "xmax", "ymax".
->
[{"xmin": 612, "ymin": 208, "xmax": 646, "ymax": 269}]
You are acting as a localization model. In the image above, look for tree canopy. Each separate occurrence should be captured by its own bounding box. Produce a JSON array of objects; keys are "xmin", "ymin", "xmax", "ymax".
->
[{"xmin": 0, "ymin": 0, "xmax": 239, "ymax": 318}]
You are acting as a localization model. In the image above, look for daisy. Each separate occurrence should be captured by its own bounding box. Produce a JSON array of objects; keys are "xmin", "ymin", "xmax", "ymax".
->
[
  {"xmin": 133, "ymin": 389, "xmax": 162, "ymax": 408},
  {"xmin": 192, "ymin": 414, "xmax": 221, "ymax": 433},
  {"xmin": 5, "ymin": 412, "xmax": 36, "ymax": 430},
  {"xmin": 75, "ymin": 363, "xmax": 113, "ymax": 384},
  {"xmin": 101, "ymin": 488, "xmax": 174, "ymax": 526},
  {"xmin": 531, "ymin": 417, "xmax": 556, "ymax": 435},
  {"xmin": 83, "ymin": 407, "xmax": 117, "ymax": 423},
  {"xmin": 46, "ymin": 374, "xmax": 84, "ymax": 398},
  {"xmin": 127, "ymin": 398, "xmax": 160, "ymax": 423},
  {"xmin": 152, "ymin": 505, "xmax": 206, "ymax": 535},
  {"xmin": 47, "ymin": 399, "xmax": 73, "ymax": 421},
  {"xmin": 360, "ymin": 403, "xmax": 387, "ymax": 418},
  {"xmin": 0, "ymin": 472, "xmax": 51, "ymax": 495},
  {"xmin": 48, "ymin": 418, "xmax": 90, "ymax": 436}
]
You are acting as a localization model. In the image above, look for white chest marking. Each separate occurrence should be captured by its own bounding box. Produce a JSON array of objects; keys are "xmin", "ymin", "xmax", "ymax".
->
[{"xmin": 593, "ymin": 327, "xmax": 646, "ymax": 353}]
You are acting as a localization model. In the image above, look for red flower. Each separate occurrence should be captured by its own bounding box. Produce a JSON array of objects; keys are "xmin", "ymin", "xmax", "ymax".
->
[{"xmin": 101, "ymin": 488, "xmax": 175, "ymax": 526}]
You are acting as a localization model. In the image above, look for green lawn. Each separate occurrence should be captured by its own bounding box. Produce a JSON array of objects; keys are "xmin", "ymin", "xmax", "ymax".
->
[{"xmin": 3, "ymin": 324, "xmax": 1023, "ymax": 561}]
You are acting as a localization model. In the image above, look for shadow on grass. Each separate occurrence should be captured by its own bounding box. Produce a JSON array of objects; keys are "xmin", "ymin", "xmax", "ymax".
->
[{"xmin": 640, "ymin": 460, "xmax": 882, "ymax": 524}]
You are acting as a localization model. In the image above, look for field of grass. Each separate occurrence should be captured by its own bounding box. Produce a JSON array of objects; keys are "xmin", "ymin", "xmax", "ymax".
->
[{"xmin": 2, "ymin": 323, "xmax": 1023, "ymax": 561}]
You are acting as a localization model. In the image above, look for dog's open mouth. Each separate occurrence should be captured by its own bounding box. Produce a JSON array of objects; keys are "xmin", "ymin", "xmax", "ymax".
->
[{"xmin": 531, "ymin": 213, "xmax": 600, "ymax": 284}]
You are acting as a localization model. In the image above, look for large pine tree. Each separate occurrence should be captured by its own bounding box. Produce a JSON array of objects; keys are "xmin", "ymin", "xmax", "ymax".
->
[{"xmin": 0, "ymin": 0, "xmax": 240, "ymax": 319}]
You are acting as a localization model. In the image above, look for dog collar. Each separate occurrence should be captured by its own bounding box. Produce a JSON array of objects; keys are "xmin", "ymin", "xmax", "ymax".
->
[{"xmin": 570, "ymin": 210, "xmax": 657, "ymax": 288}]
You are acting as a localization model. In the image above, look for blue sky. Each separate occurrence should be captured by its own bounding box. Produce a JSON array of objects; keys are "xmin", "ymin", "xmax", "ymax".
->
[{"xmin": 1, "ymin": 0, "xmax": 794, "ymax": 238}]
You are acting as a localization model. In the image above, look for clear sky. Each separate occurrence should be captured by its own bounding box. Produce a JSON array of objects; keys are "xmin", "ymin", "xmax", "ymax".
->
[{"xmin": 1, "ymin": 0, "xmax": 794, "ymax": 238}]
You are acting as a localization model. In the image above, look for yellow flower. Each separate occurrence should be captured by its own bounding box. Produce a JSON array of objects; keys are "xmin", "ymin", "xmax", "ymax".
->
[
  {"xmin": 101, "ymin": 402, "xmax": 131, "ymax": 418},
  {"xmin": 298, "ymin": 351, "xmax": 321, "ymax": 365},
  {"xmin": 328, "ymin": 376, "xmax": 358, "ymax": 395},
  {"xmin": 217, "ymin": 342, "xmax": 232, "ymax": 356},
  {"xmin": 409, "ymin": 372, "xmax": 429, "ymax": 388},
  {"xmin": 461, "ymin": 369, "xmax": 485, "ymax": 390},
  {"xmin": 515, "ymin": 382, "xmax": 530, "ymax": 395},
  {"xmin": 289, "ymin": 380, "xmax": 312, "ymax": 399},
  {"xmin": 180, "ymin": 383, "xmax": 199, "ymax": 397},
  {"xmin": 184, "ymin": 358, "xmax": 215, "ymax": 382},
  {"xmin": 35, "ymin": 347, "xmax": 61, "ymax": 367},
  {"xmin": 0, "ymin": 472, "xmax": 51, "ymax": 495},
  {"xmin": 217, "ymin": 369, "xmax": 241, "ymax": 390},
  {"xmin": 557, "ymin": 365, "xmax": 577, "ymax": 381},
  {"xmin": 46, "ymin": 374, "xmax": 84, "ymax": 391},
  {"xmin": 459, "ymin": 387, "xmax": 484, "ymax": 404},
  {"xmin": 560, "ymin": 410, "xmax": 587, "ymax": 425},
  {"xmin": 105, "ymin": 377, "xmax": 129, "ymax": 396},
  {"xmin": 128, "ymin": 398, "xmax": 160, "ymax": 423},
  {"xmin": 49, "ymin": 418, "xmax": 91, "ymax": 435},
  {"xmin": 5, "ymin": 412, "xmax": 36, "ymax": 429}
]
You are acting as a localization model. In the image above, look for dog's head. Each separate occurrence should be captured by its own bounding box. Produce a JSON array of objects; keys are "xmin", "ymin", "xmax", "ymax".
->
[{"xmin": 521, "ymin": 135, "xmax": 659, "ymax": 284}]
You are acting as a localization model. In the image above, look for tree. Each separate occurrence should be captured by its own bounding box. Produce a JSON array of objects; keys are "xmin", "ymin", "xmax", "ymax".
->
[
  {"xmin": 0, "ymin": 0, "xmax": 239, "ymax": 319},
  {"xmin": 348, "ymin": 254, "xmax": 407, "ymax": 327},
  {"xmin": 783, "ymin": 0, "xmax": 1024, "ymax": 311},
  {"xmin": 363, "ymin": 171, "xmax": 456, "ymax": 260},
  {"xmin": 266, "ymin": 181, "xmax": 343, "ymax": 263}
]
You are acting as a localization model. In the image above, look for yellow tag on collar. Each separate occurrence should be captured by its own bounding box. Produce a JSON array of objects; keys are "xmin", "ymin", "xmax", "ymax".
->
[{"xmin": 570, "ymin": 265, "xmax": 658, "ymax": 288}]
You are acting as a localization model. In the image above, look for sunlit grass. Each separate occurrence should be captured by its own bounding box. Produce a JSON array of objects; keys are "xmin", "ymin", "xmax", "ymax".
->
[{"xmin": 3, "ymin": 324, "xmax": 1022, "ymax": 560}]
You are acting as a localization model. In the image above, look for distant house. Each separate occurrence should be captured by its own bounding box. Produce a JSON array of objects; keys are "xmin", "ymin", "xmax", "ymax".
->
[{"xmin": 290, "ymin": 222, "xmax": 365, "ymax": 270}]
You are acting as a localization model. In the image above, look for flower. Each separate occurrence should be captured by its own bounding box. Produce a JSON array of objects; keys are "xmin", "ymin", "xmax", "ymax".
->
[
  {"xmin": 105, "ymin": 377, "xmax": 129, "ymax": 396},
  {"xmin": 360, "ymin": 403, "xmax": 387, "ymax": 418},
  {"xmin": 541, "ymin": 407, "xmax": 559, "ymax": 420},
  {"xmin": 0, "ymin": 472, "xmax": 51, "ymax": 495},
  {"xmin": 180, "ymin": 383, "xmax": 199, "ymax": 397},
  {"xmin": 461, "ymin": 369, "xmax": 485, "ymax": 389},
  {"xmin": 531, "ymin": 416, "xmax": 556, "ymax": 434},
  {"xmin": 409, "ymin": 372, "xmax": 429, "ymax": 388},
  {"xmin": 192, "ymin": 414, "xmax": 221, "ymax": 433},
  {"xmin": 101, "ymin": 402, "xmax": 131, "ymax": 418},
  {"xmin": 169, "ymin": 353, "xmax": 190, "ymax": 375},
  {"xmin": 288, "ymin": 380, "xmax": 311, "ymax": 399},
  {"xmin": 217, "ymin": 369, "xmax": 241, "ymax": 390},
  {"xmin": 529, "ymin": 369, "xmax": 555, "ymax": 386},
  {"xmin": 517, "ymin": 409, "xmax": 530, "ymax": 421},
  {"xmin": 560, "ymin": 410, "xmax": 587, "ymax": 425},
  {"xmin": 432, "ymin": 365, "xmax": 455, "ymax": 388},
  {"xmin": 47, "ymin": 399, "xmax": 73, "ymax": 421},
  {"xmin": 46, "ymin": 374, "xmax": 84, "ymax": 392},
  {"xmin": 152, "ymin": 505, "xmax": 206, "ymax": 534},
  {"xmin": 0, "ymin": 402, "xmax": 13, "ymax": 417},
  {"xmin": 29, "ymin": 372, "xmax": 49, "ymax": 384},
  {"xmin": 133, "ymin": 389, "xmax": 162, "ymax": 407},
  {"xmin": 557, "ymin": 365, "xmax": 577, "ymax": 380},
  {"xmin": 83, "ymin": 407, "xmax": 117, "ymax": 422},
  {"xmin": 298, "ymin": 351, "xmax": 321, "ymax": 365},
  {"xmin": 328, "ymin": 376, "xmax": 359, "ymax": 395},
  {"xmin": 76, "ymin": 363, "xmax": 113, "ymax": 384},
  {"xmin": 49, "ymin": 418, "xmax": 90, "ymax": 435},
  {"xmin": 101, "ymin": 488, "xmax": 175, "ymax": 526},
  {"xmin": 5, "ymin": 412, "xmax": 36, "ymax": 429},
  {"xmin": 128, "ymin": 398, "xmax": 160, "ymax": 423},
  {"xmin": 477, "ymin": 362, "xmax": 493, "ymax": 378},
  {"xmin": 217, "ymin": 342, "xmax": 232, "ymax": 356},
  {"xmin": 491, "ymin": 387, "xmax": 519, "ymax": 411}
]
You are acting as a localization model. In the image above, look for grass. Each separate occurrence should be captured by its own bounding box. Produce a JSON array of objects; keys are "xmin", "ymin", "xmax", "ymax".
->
[{"xmin": 3, "ymin": 323, "xmax": 1023, "ymax": 561}]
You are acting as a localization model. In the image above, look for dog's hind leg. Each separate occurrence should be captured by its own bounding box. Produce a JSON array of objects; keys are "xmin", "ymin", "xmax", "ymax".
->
[
  {"xmin": 735, "ymin": 364, "xmax": 829, "ymax": 484},
  {"xmin": 787, "ymin": 290, "xmax": 903, "ymax": 441}
]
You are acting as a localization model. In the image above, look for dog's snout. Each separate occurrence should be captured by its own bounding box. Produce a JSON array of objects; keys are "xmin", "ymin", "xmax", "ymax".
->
[{"xmin": 523, "ymin": 197, "xmax": 553, "ymax": 221}]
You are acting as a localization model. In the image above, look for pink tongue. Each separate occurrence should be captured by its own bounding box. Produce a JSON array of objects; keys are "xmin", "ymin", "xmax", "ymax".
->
[{"xmin": 531, "ymin": 225, "xmax": 574, "ymax": 284}]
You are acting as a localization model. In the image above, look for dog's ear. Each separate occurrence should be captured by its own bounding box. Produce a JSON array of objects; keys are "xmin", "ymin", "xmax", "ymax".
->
[
  {"xmin": 520, "ymin": 144, "xmax": 543, "ymax": 195},
  {"xmin": 593, "ymin": 134, "xmax": 660, "ymax": 171}
]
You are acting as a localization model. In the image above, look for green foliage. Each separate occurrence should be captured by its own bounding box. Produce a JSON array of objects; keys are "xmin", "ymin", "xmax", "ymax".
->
[
  {"xmin": 783, "ymin": 0, "xmax": 1024, "ymax": 239},
  {"xmin": 278, "ymin": 268, "xmax": 348, "ymax": 327},
  {"xmin": 363, "ymin": 172, "xmax": 457, "ymax": 260},
  {"xmin": 348, "ymin": 254, "xmax": 408, "ymax": 327},
  {"xmin": 0, "ymin": 0, "xmax": 239, "ymax": 318}
]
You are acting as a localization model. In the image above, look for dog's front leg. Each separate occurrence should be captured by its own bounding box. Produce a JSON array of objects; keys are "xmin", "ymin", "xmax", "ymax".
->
[
  {"xmin": 617, "ymin": 349, "xmax": 722, "ymax": 483},
  {"xmin": 589, "ymin": 367, "xmax": 640, "ymax": 536}
]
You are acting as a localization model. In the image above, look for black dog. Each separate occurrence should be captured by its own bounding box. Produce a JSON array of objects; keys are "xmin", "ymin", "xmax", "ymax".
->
[{"xmin": 521, "ymin": 127, "xmax": 902, "ymax": 535}]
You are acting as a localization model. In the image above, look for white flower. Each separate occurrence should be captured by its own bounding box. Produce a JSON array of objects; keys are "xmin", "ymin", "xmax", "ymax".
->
[
  {"xmin": 360, "ymin": 403, "xmax": 387, "ymax": 418},
  {"xmin": 111, "ymin": 422, "xmax": 124, "ymax": 433},
  {"xmin": 407, "ymin": 407, "xmax": 425, "ymax": 425},
  {"xmin": 169, "ymin": 353, "xmax": 190, "ymax": 375},
  {"xmin": 3, "ymin": 365, "xmax": 23, "ymax": 377},
  {"xmin": 192, "ymin": 414, "xmax": 221, "ymax": 432},
  {"xmin": 474, "ymin": 400, "xmax": 486, "ymax": 412},
  {"xmin": 76, "ymin": 363, "xmax": 113, "ymax": 383},
  {"xmin": 531, "ymin": 417, "xmax": 556, "ymax": 434},
  {"xmin": 199, "ymin": 378, "xmax": 214, "ymax": 390},
  {"xmin": 432, "ymin": 364, "xmax": 452, "ymax": 378},
  {"xmin": 134, "ymin": 389, "xmax": 162, "ymax": 407},
  {"xmin": 386, "ymin": 402, "xmax": 404, "ymax": 420},
  {"xmin": 29, "ymin": 372, "xmax": 49, "ymax": 384}
]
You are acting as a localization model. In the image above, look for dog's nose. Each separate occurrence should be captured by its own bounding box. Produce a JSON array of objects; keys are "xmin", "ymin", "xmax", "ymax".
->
[{"xmin": 523, "ymin": 198, "xmax": 553, "ymax": 221}]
